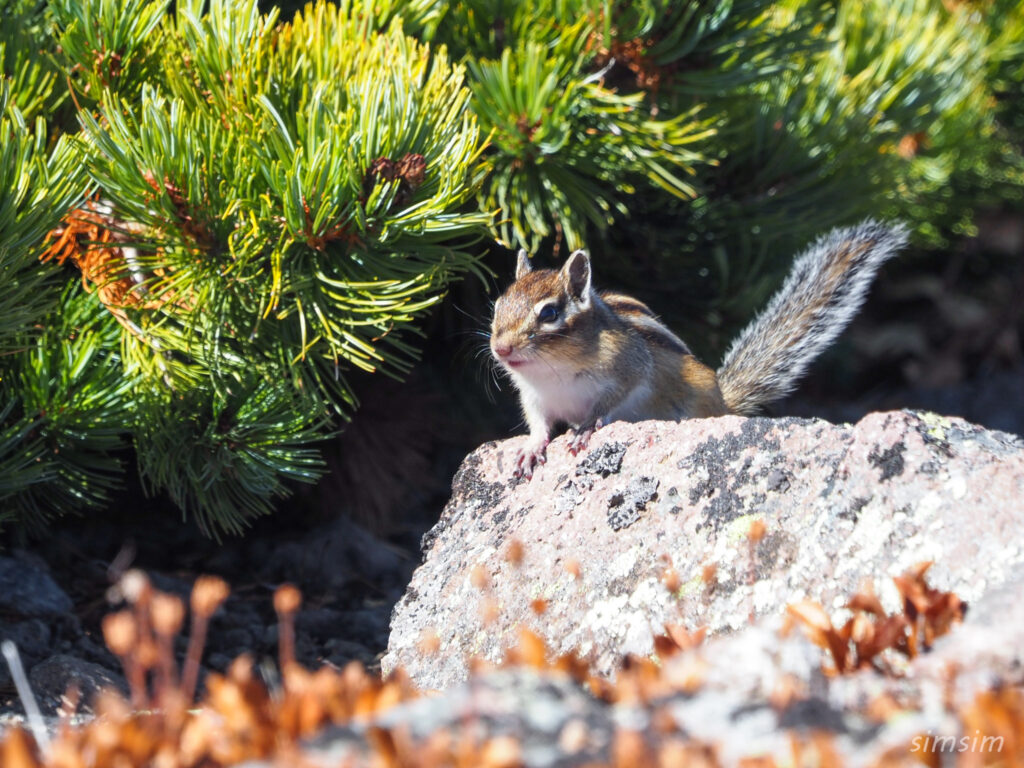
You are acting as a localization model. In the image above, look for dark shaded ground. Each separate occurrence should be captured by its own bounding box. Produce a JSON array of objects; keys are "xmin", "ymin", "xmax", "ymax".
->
[
  {"xmin": 0, "ymin": 375, "xmax": 473, "ymax": 716},
  {"xmin": 0, "ymin": 495, "xmax": 423, "ymax": 716}
]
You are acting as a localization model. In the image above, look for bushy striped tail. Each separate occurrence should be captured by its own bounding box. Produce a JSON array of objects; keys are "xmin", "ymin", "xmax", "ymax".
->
[{"xmin": 717, "ymin": 220, "xmax": 908, "ymax": 415}]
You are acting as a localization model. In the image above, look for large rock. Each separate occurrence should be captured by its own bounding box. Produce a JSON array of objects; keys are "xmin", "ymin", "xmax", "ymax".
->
[
  {"xmin": 0, "ymin": 620, "xmax": 52, "ymax": 694},
  {"xmin": 0, "ymin": 552, "xmax": 74, "ymax": 619},
  {"xmin": 272, "ymin": 561, "xmax": 1024, "ymax": 767},
  {"xmin": 383, "ymin": 411, "xmax": 1024, "ymax": 690},
  {"xmin": 27, "ymin": 654, "xmax": 128, "ymax": 714}
]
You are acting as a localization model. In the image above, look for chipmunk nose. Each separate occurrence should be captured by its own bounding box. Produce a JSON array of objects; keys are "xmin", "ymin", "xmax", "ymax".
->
[{"xmin": 491, "ymin": 339, "xmax": 514, "ymax": 358}]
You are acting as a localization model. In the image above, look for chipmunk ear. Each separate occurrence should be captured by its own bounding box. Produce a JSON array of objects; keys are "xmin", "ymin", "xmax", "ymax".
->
[
  {"xmin": 515, "ymin": 248, "xmax": 533, "ymax": 280},
  {"xmin": 562, "ymin": 250, "xmax": 592, "ymax": 302}
]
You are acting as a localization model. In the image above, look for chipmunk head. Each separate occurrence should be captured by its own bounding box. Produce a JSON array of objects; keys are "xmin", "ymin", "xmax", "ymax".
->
[{"xmin": 490, "ymin": 248, "xmax": 596, "ymax": 376}]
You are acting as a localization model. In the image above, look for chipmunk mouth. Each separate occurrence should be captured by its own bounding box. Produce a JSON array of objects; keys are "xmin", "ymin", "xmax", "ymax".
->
[{"xmin": 491, "ymin": 343, "xmax": 533, "ymax": 369}]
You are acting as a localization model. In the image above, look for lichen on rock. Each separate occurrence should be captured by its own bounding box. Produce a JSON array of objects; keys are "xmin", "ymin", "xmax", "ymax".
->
[{"xmin": 384, "ymin": 411, "xmax": 1024, "ymax": 692}]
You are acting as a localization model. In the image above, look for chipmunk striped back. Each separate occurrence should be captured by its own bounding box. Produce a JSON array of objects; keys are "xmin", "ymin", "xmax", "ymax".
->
[{"xmin": 598, "ymin": 292, "xmax": 692, "ymax": 357}]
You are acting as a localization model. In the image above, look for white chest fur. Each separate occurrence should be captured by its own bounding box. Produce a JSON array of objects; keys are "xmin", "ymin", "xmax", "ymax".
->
[{"xmin": 510, "ymin": 362, "xmax": 606, "ymax": 427}]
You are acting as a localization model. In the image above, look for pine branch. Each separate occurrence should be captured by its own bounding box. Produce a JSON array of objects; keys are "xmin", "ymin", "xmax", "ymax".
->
[
  {"xmin": 0, "ymin": 84, "xmax": 87, "ymax": 346},
  {"xmin": 0, "ymin": 285, "xmax": 130, "ymax": 533},
  {"xmin": 0, "ymin": 0, "xmax": 66, "ymax": 124},
  {"xmin": 59, "ymin": 1, "xmax": 492, "ymax": 531},
  {"xmin": 133, "ymin": 375, "xmax": 330, "ymax": 538},
  {"xmin": 50, "ymin": 0, "xmax": 169, "ymax": 103}
]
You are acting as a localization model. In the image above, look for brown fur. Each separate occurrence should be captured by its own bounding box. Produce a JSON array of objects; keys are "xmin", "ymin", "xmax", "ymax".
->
[
  {"xmin": 679, "ymin": 355, "xmax": 729, "ymax": 417},
  {"xmin": 490, "ymin": 259, "xmax": 725, "ymax": 434},
  {"xmin": 490, "ymin": 221, "xmax": 905, "ymax": 476}
]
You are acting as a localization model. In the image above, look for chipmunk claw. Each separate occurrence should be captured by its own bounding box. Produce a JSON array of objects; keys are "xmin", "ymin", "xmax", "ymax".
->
[
  {"xmin": 567, "ymin": 418, "xmax": 605, "ymax": 456},
  {"xmin": 513, "ymin": 437, "xmax": 549, "ymax": 480},
  {"xmin": 567, "ymin": 430, "xmax": 591, "ymax": 456}
]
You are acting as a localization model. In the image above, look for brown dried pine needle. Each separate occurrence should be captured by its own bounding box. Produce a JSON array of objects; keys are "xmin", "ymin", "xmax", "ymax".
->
[{"xmin": 0, "ymin": 565, "xmax": 1004, "ymax": 768}]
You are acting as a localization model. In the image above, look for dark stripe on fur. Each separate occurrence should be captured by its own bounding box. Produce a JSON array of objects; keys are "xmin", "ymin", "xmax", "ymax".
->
[{"xmin": 599, "ymin": 292, "xmax": 692, "ymax": 355}]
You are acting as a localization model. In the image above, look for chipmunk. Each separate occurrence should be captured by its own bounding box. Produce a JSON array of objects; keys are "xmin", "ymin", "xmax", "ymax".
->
[{"xmin": 489, "ymin": 220, "xmax": 908, "ymax": 478}]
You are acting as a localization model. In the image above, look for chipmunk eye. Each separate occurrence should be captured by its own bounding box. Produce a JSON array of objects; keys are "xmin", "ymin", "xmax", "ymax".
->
[{"xmin": 537, "ymin": 303, "xmax": 560, "ymax": 323}]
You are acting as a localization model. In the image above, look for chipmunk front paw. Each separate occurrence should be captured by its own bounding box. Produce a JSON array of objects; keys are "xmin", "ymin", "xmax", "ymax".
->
[
  {"xmin": 513, "ymin": 436, "xmax": 550, "ymax": 480},
  {"xmin": 567, "ymin": 418, "xmax": 605, "ymax": 456}
]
